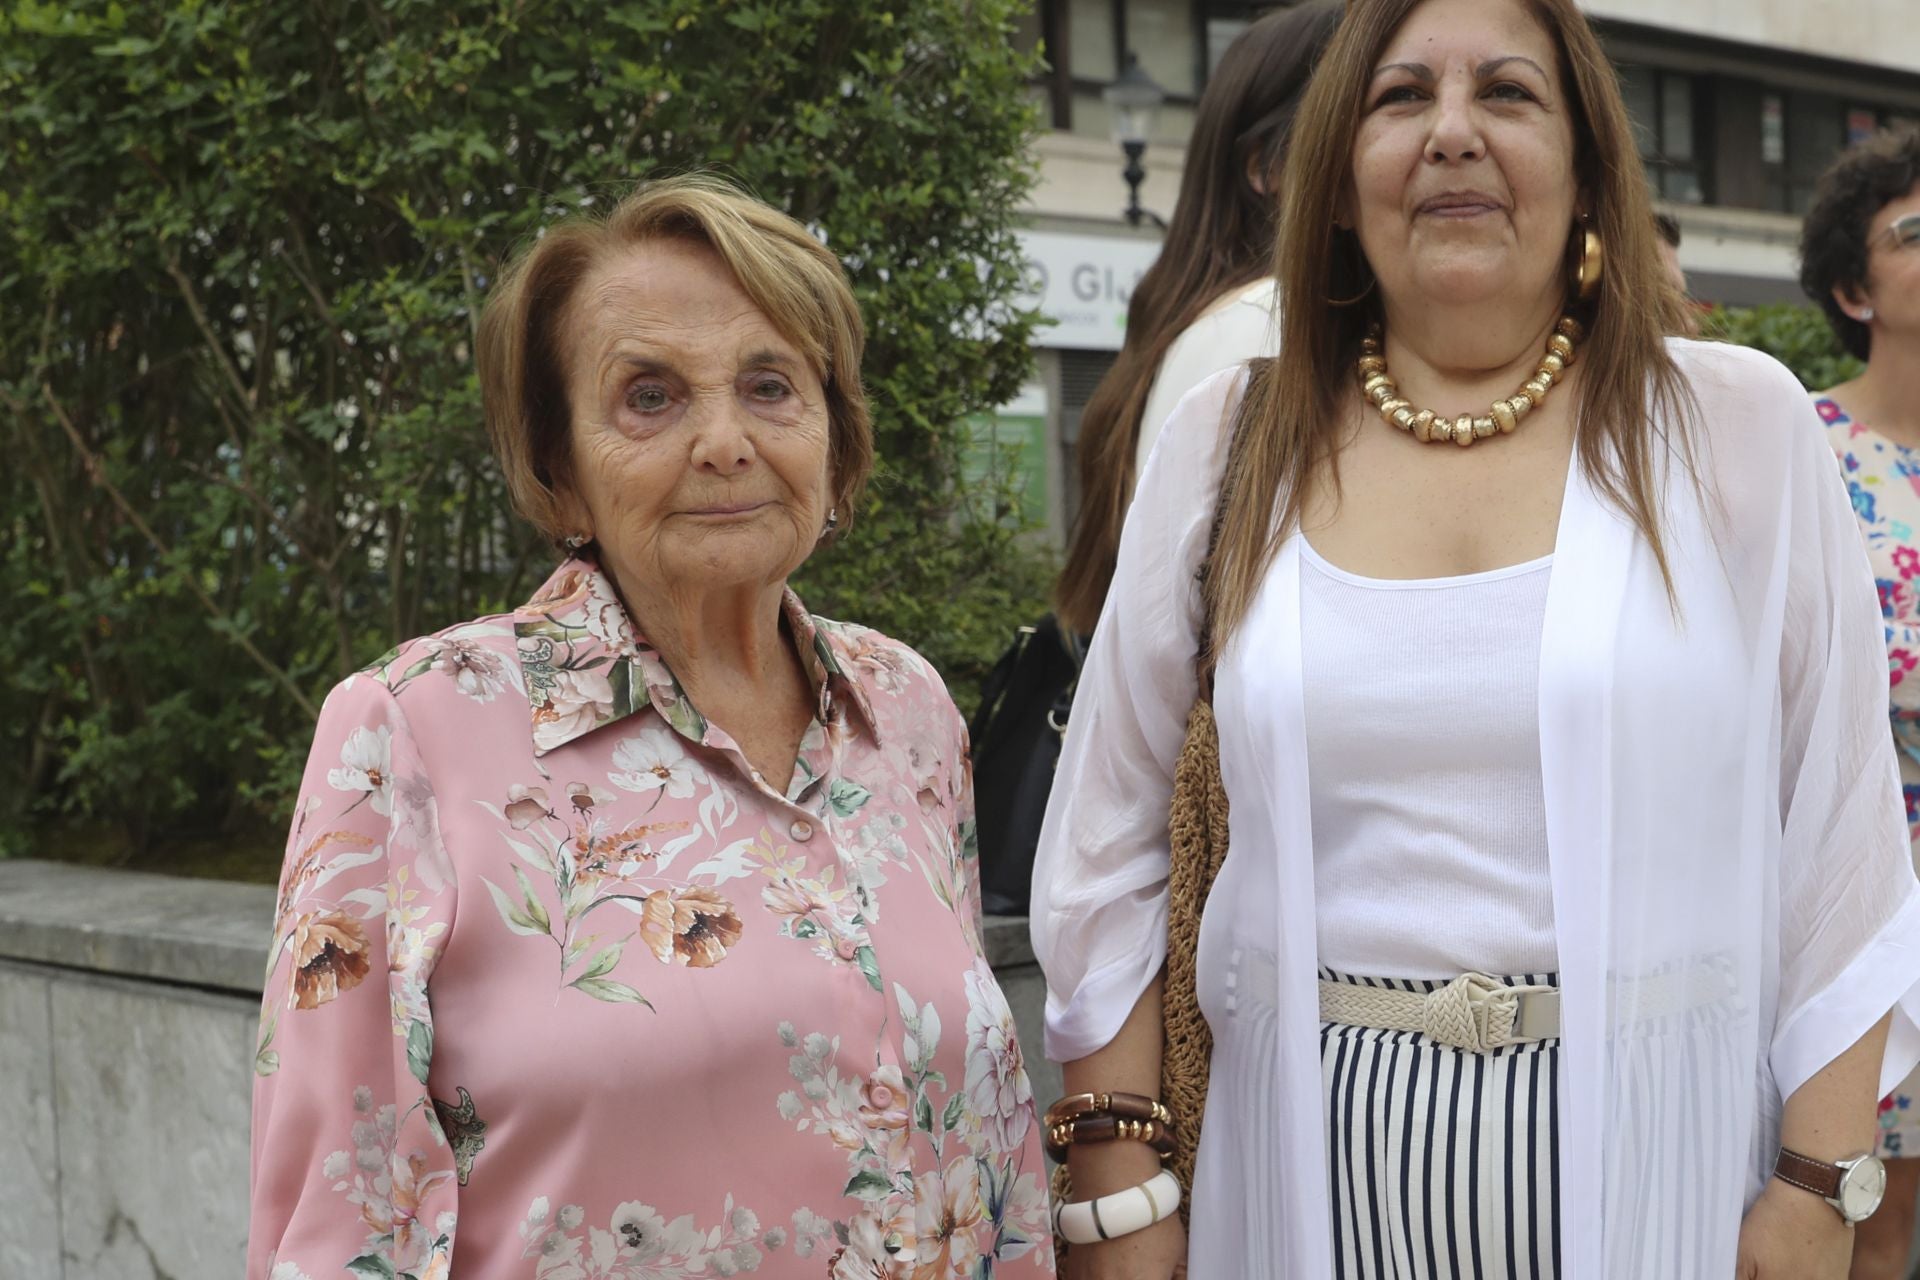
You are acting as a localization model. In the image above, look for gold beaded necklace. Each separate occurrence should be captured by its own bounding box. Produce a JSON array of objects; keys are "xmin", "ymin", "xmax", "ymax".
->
[{"xmin": 1357, "ymin": 316, "xmax": 1584, "ymax": 448}]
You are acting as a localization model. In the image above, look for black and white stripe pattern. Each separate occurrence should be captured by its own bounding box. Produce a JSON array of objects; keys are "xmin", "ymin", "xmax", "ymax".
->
[{"xmin": 1320, "ymin": 969, "xmax": 1562, "ymax": 1280}]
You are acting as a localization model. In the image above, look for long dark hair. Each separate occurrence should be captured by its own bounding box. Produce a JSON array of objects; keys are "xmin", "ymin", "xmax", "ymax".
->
[{"xmin": 1054, "ymin": 0, "xmax": 1342, "ymax": 636}]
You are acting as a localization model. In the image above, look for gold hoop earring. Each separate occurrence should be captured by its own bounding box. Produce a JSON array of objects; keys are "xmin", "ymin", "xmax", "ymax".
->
[
  {"xmin": 1327, "ymin": 228, "xmax": 1377, "ymax": 307},
  {"xmin": 1327, "ymin": 257, "xmax": 1377, "ymax": 307},
  {"xmin": 1570, "ymin": 221, "xmax": 1604, "ymax": 302},
  {"xmin": 1328, "ymin": 277, "xmax": 1376, "ymax": 307}
]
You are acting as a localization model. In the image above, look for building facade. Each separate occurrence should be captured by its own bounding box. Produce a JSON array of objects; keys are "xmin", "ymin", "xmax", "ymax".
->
[{"xmin": 1000, "ymin": 0, "xmax": 1920, "ymax": 542}]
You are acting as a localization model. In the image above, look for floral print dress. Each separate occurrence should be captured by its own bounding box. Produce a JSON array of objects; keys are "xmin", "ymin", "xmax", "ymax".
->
[
  {"xmin": 249, "ymin": 557, "xmax": 1054, "ymax": 1279},
  {"xmin": 1819, "ymin": 394, "xmax": 1920, "ymax": 1157}
]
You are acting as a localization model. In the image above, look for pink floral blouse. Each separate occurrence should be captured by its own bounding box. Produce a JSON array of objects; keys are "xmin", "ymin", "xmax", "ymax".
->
[{"xmin": 249, "ymin": 558, "xmax": 1053, "ymax": 1280}]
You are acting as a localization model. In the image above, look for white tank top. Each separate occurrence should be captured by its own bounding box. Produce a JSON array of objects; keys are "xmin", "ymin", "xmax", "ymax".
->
[{"xmin": 1299, "ymin": 539, "xmax": 1558, "ymax": 979}]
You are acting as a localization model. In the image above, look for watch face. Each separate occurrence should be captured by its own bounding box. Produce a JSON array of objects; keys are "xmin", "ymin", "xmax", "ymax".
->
[{"xmin": 1840, "ymin": 1156, "xmax": 1889, "ymax": 1222}]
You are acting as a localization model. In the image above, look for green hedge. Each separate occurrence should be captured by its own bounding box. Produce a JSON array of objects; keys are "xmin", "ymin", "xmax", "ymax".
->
[
  {"xmin": 1700, "ymin": 303, "xmax": 1863, "ymax": 391},
  {"xmin": 0, "ymin": 0, "xmax": 1051, "ymax": 866}
]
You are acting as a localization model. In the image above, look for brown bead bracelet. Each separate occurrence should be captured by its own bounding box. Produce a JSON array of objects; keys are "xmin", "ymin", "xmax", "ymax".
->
[
  {"xmin": 1043, "ymin": 1091, "xmax": 1174, "ymax": 1130},
  {"xmin": 1044, "ymin": 1111, "xmax": 1178, "ymax": 1163}
]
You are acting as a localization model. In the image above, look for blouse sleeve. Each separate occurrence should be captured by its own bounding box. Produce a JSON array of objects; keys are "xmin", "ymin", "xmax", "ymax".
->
[
  {"xmin": 1032, "ymin": 368, "xmax": 1246, "ymax": 1063},
  {"xmin": 1771, "ymin": 381, "xmax": 1920, "ymax": 1102},
  {"xmin": 248, "ymin": 673, "xmax": 459, "ymax": 1280}
]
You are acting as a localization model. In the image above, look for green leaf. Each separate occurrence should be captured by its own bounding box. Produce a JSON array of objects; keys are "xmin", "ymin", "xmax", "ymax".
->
[
  {"xmin": 842, "ymin": 1169, "xmax": 893, "ymax": 1201},
  {"xmin": 941, "ymin": 1093, "xmax": 965, "ymax": 1133},
  {"xmin": 578, "ymin": 940, "xmax": 625, "ymax": 981},
  {"xmin": 827, "ymin": 779, "xmax": 871, "ymax": 817},
  {"xmin": 856, "ymin": 945, "xmax": 883, "ymax": 992},
  {"xmin": 512, "ymin": 864, "xmax": 552, "ymax": 933},
  {"xmin": 92, "ymin": 36, "xmax": 158, "ymax": 56},
  {"xmin": 344, "ymin": 1255, "xmax": 396, "ymax": 1279},
  {"xmin": 484, "ymin": 879, "xmax": 548, "ymax": 938},
  {"xmin": 915, "ymin": 1092, "xmax": 934, "ymax": 1134},
  {"xmin": 406, "ymin": 1019, "xmax": 434, "ymax": 1084},
  {"xmin": 570, "ymin": 976, "xmax": 654, "ymax": 1008}
]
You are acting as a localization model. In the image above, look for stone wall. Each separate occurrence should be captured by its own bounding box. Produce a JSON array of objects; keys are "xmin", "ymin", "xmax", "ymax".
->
[{"xmin": 0, "ymin": 860, "xmax": 1059, "ymax": 1280}]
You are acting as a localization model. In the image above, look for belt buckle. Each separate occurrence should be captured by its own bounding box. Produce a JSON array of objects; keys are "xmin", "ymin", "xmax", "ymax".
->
[{"xmin": 1512, "ymin": 989, "xmax": 1561, "ymax": 1043}]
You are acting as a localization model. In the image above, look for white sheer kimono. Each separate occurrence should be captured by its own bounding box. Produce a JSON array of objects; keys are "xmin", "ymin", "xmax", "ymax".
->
[{"xmin": 1031, "ymin": 340, "xmax": 1920, "ymax": 1277}]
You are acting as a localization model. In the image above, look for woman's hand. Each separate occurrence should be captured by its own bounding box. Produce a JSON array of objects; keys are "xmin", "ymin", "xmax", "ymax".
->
[
  {"xmin": 1064, "ymin": 1213, "xmax": 1187, "ymax": 1280},
  {"xmin": 1734, "ymin": 1179, "xmax": 1853, "ymax": 1278}
]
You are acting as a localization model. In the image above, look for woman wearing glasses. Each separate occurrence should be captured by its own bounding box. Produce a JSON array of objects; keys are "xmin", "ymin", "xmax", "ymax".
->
[{"xmin": 1803, "ymin": 124, "xmax": 1920, "ymax": 1280}]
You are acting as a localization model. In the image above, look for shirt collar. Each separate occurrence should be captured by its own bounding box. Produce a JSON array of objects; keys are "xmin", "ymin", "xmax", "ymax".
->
[{"xmin": 512, "ymin": 556, "xmax": 878, "ymax": 757}]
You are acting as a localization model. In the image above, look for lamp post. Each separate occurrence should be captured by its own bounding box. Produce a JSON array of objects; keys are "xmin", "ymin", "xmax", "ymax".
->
[{"xmin": 1102, "ymin": 53, "xmax": 1167, "ymax": 229}]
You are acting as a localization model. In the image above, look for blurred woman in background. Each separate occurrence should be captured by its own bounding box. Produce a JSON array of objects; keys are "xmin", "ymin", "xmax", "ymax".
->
[
  {"xmin": 1054, "ymin": 0, "xmax": 1341, "ymax": 637},
  {"xmin": 1801, "ymin": 123, "xmax": 1920, "ymax": 1280}
]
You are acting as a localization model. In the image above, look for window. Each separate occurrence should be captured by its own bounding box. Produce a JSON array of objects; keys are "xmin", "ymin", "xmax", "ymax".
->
[
  {"xmin": 1847, "ymin": 107, "xmax": 1883, "ymax": 147},
  {"xmin": 1068, "ymin": 0, "xmax": 1118, "ymax": 82},
  {"xmin": 1045, "ymin": 0, "xmax": 1205, "ymax": 146},
  {"xmin": 1127, "ymin": 0, "xmax": 1200, "ymax": 100},
  {"xmin": 1038, "ymin": 0, "xmax": 1320, "ymax": 142},
  {"xmin": 1618, "ymin": 63, "xmax": 1707, "ymax": 205},
  {"xmin": 1768, "ymin": 91, "xmax": 1843, "ymax": 214}
]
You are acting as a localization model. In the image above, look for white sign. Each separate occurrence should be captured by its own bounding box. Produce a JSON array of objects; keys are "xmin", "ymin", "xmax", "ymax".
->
[{"xmin": 1015, "ymin": 228, "xmax": 1163, "ymax": 351}]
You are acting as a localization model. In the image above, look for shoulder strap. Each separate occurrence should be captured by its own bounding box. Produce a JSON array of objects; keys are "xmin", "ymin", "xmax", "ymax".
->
[{"xmin": 1194, "ymin": 359, "xmax": 1269, "ymax": 700}]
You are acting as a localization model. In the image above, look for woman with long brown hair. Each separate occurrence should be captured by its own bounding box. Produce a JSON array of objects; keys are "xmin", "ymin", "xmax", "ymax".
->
[
  {"xmin": 1032, "ymin": 0, "xmax": 1920, "ymax": 1276},
  {"xmin": 1055, "ymin": 0, "xmax": 1341, "ymax": 638}
]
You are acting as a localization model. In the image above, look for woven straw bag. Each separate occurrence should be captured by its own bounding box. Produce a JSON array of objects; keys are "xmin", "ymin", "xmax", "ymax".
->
[
  {"xmin": 1154, "ymin": 697, "xmax": 1235, "ymax": 1204},
  {"xmin": 1048, "ymin": 376, "xmax": 1254, "ymax": 1266}
]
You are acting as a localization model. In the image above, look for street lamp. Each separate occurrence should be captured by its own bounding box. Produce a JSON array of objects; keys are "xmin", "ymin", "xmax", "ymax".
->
[{"xmin": 1102, "ymin": 53, "xmax": 1167, "ymax": 229}]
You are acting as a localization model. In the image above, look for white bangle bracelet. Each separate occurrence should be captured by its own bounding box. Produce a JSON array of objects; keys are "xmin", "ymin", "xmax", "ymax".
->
[{"xmin": 1052, "ymin": 1169, "xmax": 1182, "ymax": 1245}]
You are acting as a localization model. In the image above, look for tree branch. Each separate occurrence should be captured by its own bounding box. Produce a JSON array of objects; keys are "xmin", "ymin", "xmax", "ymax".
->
[
  {"xmin": 161, "ymin": 250, "xmax": 258, "ymax": 416},
  {"xmin": 31, "ymin": 383, "xmax": 319, "ymax": 720}
]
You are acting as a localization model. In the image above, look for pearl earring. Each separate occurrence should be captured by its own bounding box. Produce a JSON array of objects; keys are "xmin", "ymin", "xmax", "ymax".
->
[
  {"xmin": 1861, "ymin": 308, "xmax": 1876, "ymax": 323},
  {"xmin": 563, "ymin": 533, "xmax": 589, "ymax": 551},
  {"xmin": 823, "ymin": 508, "xmax": 840, "ymax": 535}
]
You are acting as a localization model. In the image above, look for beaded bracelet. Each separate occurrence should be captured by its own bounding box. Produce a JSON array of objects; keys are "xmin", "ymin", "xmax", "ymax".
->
[
  {"xmin": 1043, "ymin": 1091, "xmax": 1173, "ymax": 1130},
  {"xmin": 1044, "ymin": 1112, "xmax": 1178, "ymax": 1164}
]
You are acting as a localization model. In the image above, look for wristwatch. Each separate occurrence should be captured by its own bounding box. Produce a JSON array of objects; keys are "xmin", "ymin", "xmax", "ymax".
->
[{"xmin": 1774, "ymin": 1147, "xmax": 1888, "ymax": 1224}]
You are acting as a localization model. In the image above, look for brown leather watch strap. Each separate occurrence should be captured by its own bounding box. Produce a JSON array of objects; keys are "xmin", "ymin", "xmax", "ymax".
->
[{"xmin": 1774, "ymin": 1148, "xmax": 1844, "ymax": 1201}]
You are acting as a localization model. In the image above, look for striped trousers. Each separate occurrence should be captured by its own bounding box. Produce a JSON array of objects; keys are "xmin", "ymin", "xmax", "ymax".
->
[{"xmin": 1321, "ymin": 969, "xmax": 1562, "ymax": 1280}]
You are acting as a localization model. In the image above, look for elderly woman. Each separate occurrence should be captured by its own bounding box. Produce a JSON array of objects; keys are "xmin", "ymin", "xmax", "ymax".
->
[
  {"xmin": 1800, "ymin": 125, "xmax": 1920, "ymax": 1280},
  {"xmin": 1031, "ymin": 2, "xmax": 1920, "ymax": 1278},
  {"xmin": 248, "ymin": 177, "xmax": 1052, "ymax": 1279}
]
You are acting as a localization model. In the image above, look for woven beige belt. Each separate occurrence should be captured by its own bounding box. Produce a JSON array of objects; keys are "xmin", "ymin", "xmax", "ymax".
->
[{"xmin": 1319, "ymin": 973, "xmax": 1560, "ymax": 1052}]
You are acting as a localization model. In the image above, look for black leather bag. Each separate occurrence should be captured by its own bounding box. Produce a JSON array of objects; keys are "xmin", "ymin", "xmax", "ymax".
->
[{"xmin": 967, "ymin": 614, "xmax": 1086, "ymax": 916}]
